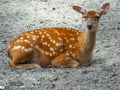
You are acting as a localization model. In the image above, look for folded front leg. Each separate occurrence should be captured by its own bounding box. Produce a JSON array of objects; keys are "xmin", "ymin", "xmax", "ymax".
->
[{"xmin": 52, "ymin": 53, "xmax": 79, "ymax": 68}]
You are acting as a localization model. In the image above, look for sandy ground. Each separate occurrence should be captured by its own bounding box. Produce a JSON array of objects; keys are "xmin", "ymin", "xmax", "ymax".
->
[{"xmin": 0, "ymin": 0, "xmax": 120, "ymax": 90}]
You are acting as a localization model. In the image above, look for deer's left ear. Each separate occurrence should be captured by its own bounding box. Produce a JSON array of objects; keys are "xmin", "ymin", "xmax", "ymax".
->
[{"xmin": 100, "ymin": 3, "xmax": 110, "ymax": 16}]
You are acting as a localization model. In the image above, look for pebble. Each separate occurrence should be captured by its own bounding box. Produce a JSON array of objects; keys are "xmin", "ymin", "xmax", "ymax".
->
[{"xmin": 0, "ymin": 86, "xmax": 5, "ymax": 90}]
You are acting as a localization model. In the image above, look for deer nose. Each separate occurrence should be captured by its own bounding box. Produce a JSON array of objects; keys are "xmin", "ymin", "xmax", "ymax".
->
[
  {"xmin": 87, "ymin": 18, "xmax": 93, "ymax": 30},
  {"xmin": 87, "ymin": 25, "xmax": 93, "ymax": 30}
]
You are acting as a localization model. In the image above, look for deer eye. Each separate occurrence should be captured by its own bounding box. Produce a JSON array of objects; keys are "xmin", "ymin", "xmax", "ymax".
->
[
  {"xmin": 95, "ymin": 16, "xmax": 100, "ymax": 19},
  {"xmin": 82, "ymin": 16, "xmax": 87, "ymax": 18}
]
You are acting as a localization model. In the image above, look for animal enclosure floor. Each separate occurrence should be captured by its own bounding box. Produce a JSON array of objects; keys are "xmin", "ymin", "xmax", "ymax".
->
[{"xmin": 0, "ymin": 0, "xmax": 120, "ymax": 90}]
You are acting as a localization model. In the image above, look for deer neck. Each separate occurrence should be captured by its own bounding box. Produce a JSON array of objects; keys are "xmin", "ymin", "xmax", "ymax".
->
[
  {"xmin": 78, "ymin": 28, "xmax": 97, "ymax": 51},
  {"xmin": 84, "ymin": 28, "xmax": 97, "ymax": 49}
]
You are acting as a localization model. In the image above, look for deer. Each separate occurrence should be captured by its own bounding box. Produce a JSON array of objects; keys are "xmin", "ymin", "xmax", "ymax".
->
[{"xmin": 7, "ymin": 3, "xmax": 110, "ymax": 69}]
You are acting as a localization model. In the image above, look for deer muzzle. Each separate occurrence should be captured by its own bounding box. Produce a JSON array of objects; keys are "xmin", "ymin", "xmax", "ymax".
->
[{"xmin": 87, "ymin": 18, "xmax": 93, "ymax": 30}]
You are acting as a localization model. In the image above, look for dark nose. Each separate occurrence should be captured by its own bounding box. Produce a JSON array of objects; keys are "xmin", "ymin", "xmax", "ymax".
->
[
  {"xmin": 87, "ymin": 25, "xmax": 93, "ymax": 30},
  {"xmin": 87, "ymin": 18, "xmax": 93, "ymax": 30}
]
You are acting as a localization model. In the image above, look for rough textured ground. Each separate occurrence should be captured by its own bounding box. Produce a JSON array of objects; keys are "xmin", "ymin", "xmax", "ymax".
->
[{"xmin": 0, "ymin": 0, "xmax": 120, "ymax": 90}]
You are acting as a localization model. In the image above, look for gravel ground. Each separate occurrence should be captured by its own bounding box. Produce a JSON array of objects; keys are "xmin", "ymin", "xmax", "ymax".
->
[{"xmin": 0, "ymin": 0, "xmax": 120, "ymax": 90}]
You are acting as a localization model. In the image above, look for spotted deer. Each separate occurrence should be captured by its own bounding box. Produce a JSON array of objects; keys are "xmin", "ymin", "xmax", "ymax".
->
[{"xmin": 7, "ymin": 3, "xmax": 110, "ymax": 69}]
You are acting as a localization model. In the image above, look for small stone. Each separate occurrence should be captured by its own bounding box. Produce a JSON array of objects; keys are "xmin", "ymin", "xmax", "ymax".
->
[
  {"xmin": 0, "ymin": 86, "xmax": 5, "ymax": 90},
  {"xmin": 41, "ymin": 0, "xmax": 47, "ymax": 2},
  {"xmin": 52, "ymin": 8, "xmax": 56, "ymax": 10}
]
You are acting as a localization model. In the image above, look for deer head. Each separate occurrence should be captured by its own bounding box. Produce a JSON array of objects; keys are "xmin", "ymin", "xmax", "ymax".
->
[{"xmin": 73, "ymin": 3, "xmax": 110, "ymax": 31}]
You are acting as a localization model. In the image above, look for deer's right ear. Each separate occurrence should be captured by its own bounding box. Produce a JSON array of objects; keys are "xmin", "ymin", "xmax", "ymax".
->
[{"xmin": 73, "ymin": 6, "xmax": 86, "ymax": 15}]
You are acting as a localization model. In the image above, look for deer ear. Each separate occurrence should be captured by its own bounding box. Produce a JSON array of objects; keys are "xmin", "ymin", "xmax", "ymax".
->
[
  {"xmin": 100, "ymin": 3, "xmax": 110, "ymax": 16},
  {"xmin": 73, "ymin": 6, "xmax": 86, "ymax": 15}
]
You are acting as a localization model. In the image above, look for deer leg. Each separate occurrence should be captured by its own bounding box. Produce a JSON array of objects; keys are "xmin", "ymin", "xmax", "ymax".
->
[
  {"xmin": 8, "ymin": 50, "xmax": 40, "ymax": 69},
  {"xmin": 33, "ymin": 49, "xmax": 51, "ymax": 67},
  {"xmin": 52, "ymin": 53, "xmax": 79, "ymax": 68}
]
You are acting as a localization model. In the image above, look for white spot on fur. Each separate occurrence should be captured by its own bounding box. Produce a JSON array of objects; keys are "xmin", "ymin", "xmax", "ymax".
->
[
  {"xmin": 41, "ymin": 49, "xmax": 44, "ymax": 53},
  {"xmin": 23, "ymin": 47, "xmax": 32, "ymax": 52},
  {"xmin": 11, "ymin": 45, "xmax": 22, "ymax": 50},
  {"xmin": 35, "ymin": 45, "xmax": 40, "ymax": 50},
  {"xmin": 28, "ymin": 48, "xmax": 33, "ymax": 51},
  {"xmin": 21, "ymin": 46, "xmax": 25, "ymax": 50},
  {"xmin": 70, "ymin": 38, "xmax": 74, "ymax": 40},
  {"xmin": 33, "ymin": 36, "xmax": 37, "ymax": 41},
  {"xmin": 50, "ymin": 39, "xmax": 53, "ymax": 42},
  {"xmin": 24, "ymin": 49, "xmax": 29, "ymax": 52},
  {"xmin": 41, "ymin": 35, "xmax": 45, "ymax": 38},
  {"xmin": 20, "ymin": 37, "xmax": 23, "ymax": 40},
  {"xmin": 77, "ymin": 32, "xmax": 79, "ymax": 35},
  {"xmin": 53, "ymin": 51, "xmax": 56, "ymax": 55},
  {"xmin": 36, "ymin": 35, "xmax": 39, "ymax": 38},
  {"xmin": 59, "ymin": 49, "xmax": 63, "ymax": 52},
  {"xmin": 24, "ymin": 48, "xmax": 32, "ymax": 52},
  {"xmin": 26, "ymin": 35, "xmax": 30, "ymax": 38},
  {"xmin": 39, "ymin": 32, "xmax": 42, "ymax": 35},
  {"xmin": 56, "ymin": 42, "xmax": 63, "ymax": 46},
  {"xmin": 72, "ymin": 53, "xmax": 75, "ymax": 57},
  {"xmin": 66, "ymin": 41, "xmax": 69, "ymax": 43},
  {"xmin": 43, "ymin": 42, "xmax": 47, "ymax": 45},
  {"xmin": 52, "ymin": 40, "xmax": 56, "ymax": 44},
  {"xmin": 73, "ymin": 46, "xmax": 75, "ymax": 49},
  {"xmin": 46, "ymin": 34, "xmax": 50, "ymax": 37},
  {"xmin": 48, "ymin": 44, "xmax": 50, "ymax": 47},
  {"xmin": 16, "ymin": 40, "xmax": 21, "ymax": 42},
  {"xmin": 52, "ymin": 28, "xmax": 56, "ymax": 30},
  {"xmin": 43, "ymin": 31, "xmax": 47, "ymax": 34},
  {"xmin": 50, "ymin": 47, "xmax": 54, "ymax": 51},
  {"xmin": 66, "ymin": 53, "xmax": 69, "ymax": 56},
  {"xmin": 48, "ymin": 36, "xmax": 52, "ymax": 39},
  {"xmin": 24, "ymin": 39, "xmax": 30, "ymax": 43},
  {"xmin": 25, "ymin": 33, "xmax": 29, "ymax": 36},
  {"xmin": 45, "ymin": 51, "xmax": 49, "ymax": 55},
  {"xmin": 35, "ymin": 45, "xmax": 44, "ymax": 53},
  {"xmin": 58, "ymin": 37, "xmax": 62, "ymax": 40},
  {"xmin": 69, "ymin": 45, "xmax": 72, "ymax": 48},
  {"xmin": 30, "ymin": 31, "xmax": 34, "ymax": 34},
  {"xmin": 49, "ymin": 53, "xmax": 53, "ymax": 57},
  {"xmin": 35, "ymin": 30, "xmax": 38, "ymax": 33},
  {"xmin": 20, "ymin": 40, "xmax": 24, "ymax": 42},
  {"xmin": 60, "ymin": 33, "xmax": 63, "ymax": 36},
  {"xmin": 41, "ymin": 39, "xmax": 43, "ymax": 42},
  {"xmin": 30, "ymin": 44, "xmax": 33, "ymax": 47},
  {"xmin": 55, "ymin": 30, "xmax": 60, "ymax": 36}
]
